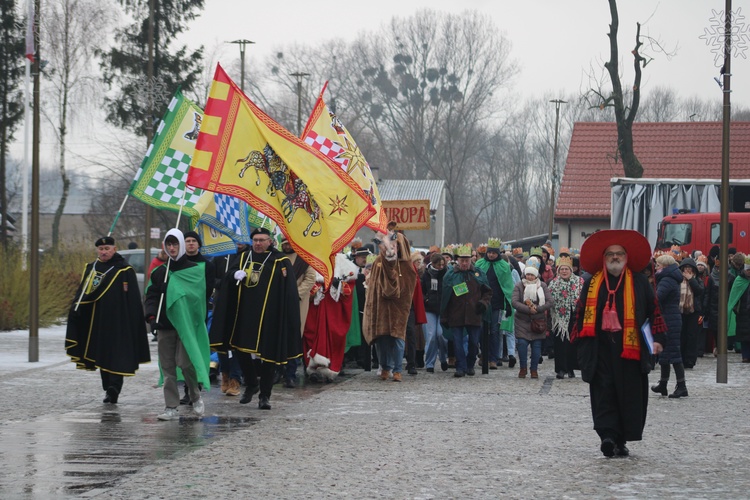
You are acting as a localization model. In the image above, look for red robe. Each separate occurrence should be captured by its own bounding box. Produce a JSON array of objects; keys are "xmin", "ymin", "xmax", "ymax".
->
[{"xmin": 303, "ymin": 281, "xmax": 354, "ymax": 381}]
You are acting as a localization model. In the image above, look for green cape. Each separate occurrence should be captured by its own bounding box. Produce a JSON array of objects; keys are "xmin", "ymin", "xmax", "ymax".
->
[
  {"xmin": 727, "ymin": 273, "xmax": 750, "ymax": 337},
  {"xmin": 475, "ymin": 257, "xmax": 516, "ymax": 331}
]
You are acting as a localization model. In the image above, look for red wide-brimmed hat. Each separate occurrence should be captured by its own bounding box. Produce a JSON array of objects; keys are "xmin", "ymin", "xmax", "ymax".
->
[{"xmin": 580, "ymin": 230, "xmax": 652, "ymax": 274}]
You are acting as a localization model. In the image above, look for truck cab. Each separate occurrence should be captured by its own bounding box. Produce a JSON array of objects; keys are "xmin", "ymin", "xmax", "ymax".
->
[{"xmin": 656, "ymin": 211, "xmax": 750, "ymax": 254}]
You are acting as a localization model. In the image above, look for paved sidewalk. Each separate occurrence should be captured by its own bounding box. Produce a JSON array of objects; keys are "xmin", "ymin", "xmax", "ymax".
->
[{"xmin": 2, "ymin": 327, "xmax": 749, "ymax": 499}]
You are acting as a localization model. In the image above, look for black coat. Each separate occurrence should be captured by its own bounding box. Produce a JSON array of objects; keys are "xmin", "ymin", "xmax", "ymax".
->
[
  {"xmin": 655, "ymin": 263, "xmax": 683, "ymax": 364},
  {"xmin": 421, "ymin": 264, "xmax": 446, "ymax": 314}
]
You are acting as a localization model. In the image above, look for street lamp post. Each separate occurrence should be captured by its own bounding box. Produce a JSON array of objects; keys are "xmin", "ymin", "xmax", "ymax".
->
[
  {"xmin": 548, "ymin": 99, "xmax": 567, "ymax": 243},
  {"xmin": 290, "ymin": 72, "xmax": 310, "ymax": 136},
  {"xmin": 228, "ymin": 39, "xmax": 255, "ymax": 92}
]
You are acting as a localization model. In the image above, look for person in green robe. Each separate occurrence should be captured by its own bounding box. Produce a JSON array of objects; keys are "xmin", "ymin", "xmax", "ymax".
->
[{"xmin": 145, "ymin": 229, "xmax": 210, "ymax": 421}]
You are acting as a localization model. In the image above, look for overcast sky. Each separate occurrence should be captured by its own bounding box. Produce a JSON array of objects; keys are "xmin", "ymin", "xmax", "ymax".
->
[{"xmin": 185, "ymin": 0, "xmax": 750, "ymax": 108}]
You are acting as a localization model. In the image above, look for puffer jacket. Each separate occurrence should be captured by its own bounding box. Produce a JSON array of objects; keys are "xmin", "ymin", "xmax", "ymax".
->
[
  {"xmin": 655, "ymin": 263, "xmax": 683, "ymax": 364},
  {"xmin": 512, "ymin": 278, "xmax": 553, "ymax": 342}
]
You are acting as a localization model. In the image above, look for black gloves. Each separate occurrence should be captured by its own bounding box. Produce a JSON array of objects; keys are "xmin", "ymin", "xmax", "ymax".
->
[
  {"xmin": 505, "ymin": 305, "xmax": 513, "ymax": 318},
  {"xmin": 331, "ymin": 277, "xmax": 341, "ymax": 289},
  {"xmin": 475, "ymin": 302, "xmax": 487, "ymax": 315}
]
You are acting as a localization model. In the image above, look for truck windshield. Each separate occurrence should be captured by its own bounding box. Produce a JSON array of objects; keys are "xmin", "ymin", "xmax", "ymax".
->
[
  {"xmin": 662, "ymin": 223, "xmax": 692, "ymax": 246},
  {"xmin": 710, "ymin": 223, "xmax": 733, "ymax": 244}
]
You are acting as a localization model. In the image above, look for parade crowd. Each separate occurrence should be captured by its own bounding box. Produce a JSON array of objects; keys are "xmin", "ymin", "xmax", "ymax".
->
[{"xmin": 63, "ymin": 225, "xmax": 750, "ymax": 458}]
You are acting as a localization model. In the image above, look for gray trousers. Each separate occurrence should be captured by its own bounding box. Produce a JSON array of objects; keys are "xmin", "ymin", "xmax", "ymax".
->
[{"xmin": 158, "ymin": 329, "xmax": 200, "ymax": 408}]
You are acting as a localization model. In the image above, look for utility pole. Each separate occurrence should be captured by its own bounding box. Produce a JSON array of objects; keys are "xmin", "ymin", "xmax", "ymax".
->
[
  {"xmin": 29, "ymin": 0, "xmax": 41, "ymax": 362},
  {"xmin": 227, "ymin": 39, "xmax": 254, "ymax": 92},
  {"xmin": 290, "ymin": 72, "xmax": 310, "ymax": 136},
  {"xmin": 548, "ymin": 99, "xmax": 567, "ymax": 243},
  {"xmin": 143, "ymin": 0, "xmax": 156, "ymax": 272},
  {"xmin": 717, "ymin": 0, "xmax": 732, "ymax": 384}
]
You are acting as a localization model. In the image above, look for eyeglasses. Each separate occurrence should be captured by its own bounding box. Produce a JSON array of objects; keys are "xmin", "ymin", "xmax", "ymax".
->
[{"xmin": 604, "ymin": 251, "xmax": 627, "ymax": 258}]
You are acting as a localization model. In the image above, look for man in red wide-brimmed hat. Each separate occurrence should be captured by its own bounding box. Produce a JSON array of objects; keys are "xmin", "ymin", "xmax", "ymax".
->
[{"xmin": 573, "ymin": 230, "xmax": 667, "ymax": 458}]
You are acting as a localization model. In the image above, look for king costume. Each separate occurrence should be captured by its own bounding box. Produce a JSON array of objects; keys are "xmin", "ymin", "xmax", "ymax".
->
[{"xmin": 66, "ymin": 236, "xmax": 150, "ymax": 404}]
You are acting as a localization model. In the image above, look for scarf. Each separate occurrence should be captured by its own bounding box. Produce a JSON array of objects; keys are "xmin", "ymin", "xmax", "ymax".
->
[
  {"xmin": 728, "ymin": 273, "xmax": 750, "ymax": 336},
  {"xmin": 548, "ymin": 275, "xmax": 584, "ymax": 341},
  {"xmin": 577, "ymin": 268, "xmax": 640, "ymax": 361},
  {"xmin": 679, "ymin": 279, "xmax": 694, "ymax": 314},
  {"xmin": 522, "ymin": 277, "xmax": 545, "ymax": 306}
]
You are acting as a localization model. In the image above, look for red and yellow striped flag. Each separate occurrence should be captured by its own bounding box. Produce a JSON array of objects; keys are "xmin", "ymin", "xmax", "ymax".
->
[
  {"xmin": 187, "ymin": 64, "xmax": 375, "ymax": 286},
  {"xmin": 302, "ymin": 83, "xmax": 387, "ymax": 233}
]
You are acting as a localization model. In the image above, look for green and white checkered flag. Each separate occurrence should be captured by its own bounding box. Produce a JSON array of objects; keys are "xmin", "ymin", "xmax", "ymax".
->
[{"xmin": 129, "ymin": 89, "xmax": 204, "ymax": 220}]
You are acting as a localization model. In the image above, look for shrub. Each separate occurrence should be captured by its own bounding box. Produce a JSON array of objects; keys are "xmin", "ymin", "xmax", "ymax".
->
[{"xmin": 0, "ymin": 244, "xmax": 91, "ymax": 331}]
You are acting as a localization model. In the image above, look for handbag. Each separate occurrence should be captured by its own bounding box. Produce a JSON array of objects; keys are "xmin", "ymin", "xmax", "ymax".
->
[{"xmin": 530, "ymin": 316, "xmax": 547, "ymax": 334}]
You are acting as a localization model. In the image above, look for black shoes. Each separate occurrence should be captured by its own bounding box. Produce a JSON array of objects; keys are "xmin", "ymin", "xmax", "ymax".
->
[
  {"xmin": 258, "ymin": 396, "xmax": 271, "ymax": 410},
  {"xmin": 240, "ymin": 385, "xmax": 260, "ymax": 404},
  {"xmin": 466, "ymin": 368, "xmax": 476, "ymax": 376},
  {"xmin": 600, "ymin": 438, "xmax": 616, "ymax": 457},
  {"xmin": 426, "ymin": 367, "xmax": 435, "ymax": 373},
  {"xmin": 440, "ymin": 361, "xmax": 449, "ymax": 372},
  {"xmin": 668, "ymin": 384, "xmax": 689, "ymax": 398},
  {"xmin": 651, "ymin": 380, "xmax": 668, "ymax": 396},
  {"xmin": 508, "ymin": 356, "xmax": 516, "ymax": 368},
  {"xmin": 567, "ymin": 371, "xmax": 576, "ymax": 378},
  {"xmin": 454, "ymin": 371, "xmax": 465, "ymax": 378},
  {"xmin": 103, "ymin": 387, "xmax": 119, "ymax": 404},
  {"xmin": 283, "ymin": 378, "xmax": 296, "ymax": 389},
  {"xmin": 407, "ymin": 366, "xmax": 418, "ymax": 375},
  {"xmin": 616, "ymin": 442, "xmax": 630, "ymax": 457},
  {"xmin": 556, "ymin": 371, "xmax": 565, "ymax": 380}
]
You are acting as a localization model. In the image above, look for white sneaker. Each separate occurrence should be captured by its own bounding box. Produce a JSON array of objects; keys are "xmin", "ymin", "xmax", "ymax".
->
[
  {"xmin": 192, "ymin": 397, "xmax": 205, "ymax": 417},
  {"xmin": 157, "ymin": 407, "xmax": 179, "ymax": 421}
]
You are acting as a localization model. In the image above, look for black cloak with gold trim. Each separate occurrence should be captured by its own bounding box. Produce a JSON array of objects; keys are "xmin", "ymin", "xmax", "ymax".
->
[{"xmin": 65, "ymin": 253, "xmax": 150, "ymax": 375}]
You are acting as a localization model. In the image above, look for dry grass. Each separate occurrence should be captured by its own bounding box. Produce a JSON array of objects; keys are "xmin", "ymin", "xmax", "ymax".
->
[{"xmin": 0, "ymin": 244, "xmax": 91, "ymax": 331}]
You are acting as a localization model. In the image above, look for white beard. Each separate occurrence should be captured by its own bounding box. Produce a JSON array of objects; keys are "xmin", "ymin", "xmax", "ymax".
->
[{"xmin": 606, "ymin": 260, "xmax": 626, "ymax": 275}]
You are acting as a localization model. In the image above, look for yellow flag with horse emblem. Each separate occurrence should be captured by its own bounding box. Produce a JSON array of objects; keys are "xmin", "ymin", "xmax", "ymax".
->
[
  {"xmin": 187, "ymin": 64, "xmax": 375, "ymax": 286},
  {"xmin": 301, "ymin": 82, "xmax": 387, "ymax": 233}
]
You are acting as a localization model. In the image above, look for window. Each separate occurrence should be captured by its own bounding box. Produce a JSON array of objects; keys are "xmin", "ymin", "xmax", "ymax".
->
[
  {"xmin": 710, "ymin": 223, "xmax": 733, "ymax": 244},
  {"xmin": 662, "ymin": 223, "xmax": 692, "ymax": 246}
]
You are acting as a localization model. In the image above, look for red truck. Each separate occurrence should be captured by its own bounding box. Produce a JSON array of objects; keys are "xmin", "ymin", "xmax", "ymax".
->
[{"xmin": 656, "ymin": 211, "xmax": 750, "ymax": 254}]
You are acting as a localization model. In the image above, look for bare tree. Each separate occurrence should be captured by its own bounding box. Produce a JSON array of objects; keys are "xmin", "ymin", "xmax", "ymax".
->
[{"xmin": 41, "ymin": 0, "xmax": 117, "ymax": 250}]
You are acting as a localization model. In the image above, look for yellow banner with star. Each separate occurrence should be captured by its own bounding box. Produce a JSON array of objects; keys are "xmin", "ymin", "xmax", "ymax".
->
[
  {"xmin": 301, "ymin": 83, "xmax": 387, "ymax": 233},
  {"xmin": 187, "ymin": 64, "xmax": 375, "ymax": 286}
]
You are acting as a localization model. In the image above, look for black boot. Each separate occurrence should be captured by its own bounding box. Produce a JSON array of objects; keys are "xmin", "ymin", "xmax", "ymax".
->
[
  {"xmin": 240, "ymin": 384, "xmax": 259, "ymax": 404},
  {"xmin": 668, "ymin": 380, "xmax": 689, "ymax": 398},
  {"xmin": 508, "ymin": 355, "xmax": 516, "ymax": 368},
  {"xmin": 651, "ymin": 380, "xmax": 668, "ymax": 396}
]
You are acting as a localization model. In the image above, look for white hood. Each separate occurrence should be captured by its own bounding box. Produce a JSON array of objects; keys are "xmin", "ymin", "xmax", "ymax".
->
[{"xmin": 163, "ymin": 228, "xmax": 186, "ymax": 261}]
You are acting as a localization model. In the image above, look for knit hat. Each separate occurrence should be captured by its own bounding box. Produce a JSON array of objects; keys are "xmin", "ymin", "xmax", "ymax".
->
[
  {"xmin": 524, "ymin": 266, "xmax": 539, "ymax": 278},
  {"xmin": 526, "ymin": 256, "xmax": 541, "ymax": 270},
  {"xmin": 696, "ymin": 255, "xmax": 708, "ymax": 268},
  {"xmin": 184, "ymin": 230, "xmax": 202, "ymax": 247},
  {"xmin": 732, "ymin": 252, "xmax": 745, "ymax": 269}
]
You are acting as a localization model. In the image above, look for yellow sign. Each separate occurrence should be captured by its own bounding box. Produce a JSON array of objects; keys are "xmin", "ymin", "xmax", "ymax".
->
[{"xmin": 381, "ymin": 200, "xmax": 431, "ymax": 230}]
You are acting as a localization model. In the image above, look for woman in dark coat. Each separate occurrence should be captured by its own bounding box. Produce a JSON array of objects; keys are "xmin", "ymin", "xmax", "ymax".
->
[{"xmin": 651, "ymin": 254, "xmax": 688, "ymax": 398}]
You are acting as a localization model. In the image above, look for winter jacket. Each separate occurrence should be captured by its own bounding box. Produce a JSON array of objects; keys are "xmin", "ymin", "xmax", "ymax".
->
[
  {"xmin": 512, "ymin": 278, "xmax": 553, "ymax": 342},
  {"xmin": 422, "ymin": 264, "xmax": 447, "ymax": 315},
  {"xmin": 655, "ymin": 263, "xmax": 683, "ymax": 364},
  {"xmin": 440, "ymin": 265, "xmax": 492, "ymax": 328},
  {"xmin": 678, "ymin": 258, "xmax": 705, "ymax": 314}
]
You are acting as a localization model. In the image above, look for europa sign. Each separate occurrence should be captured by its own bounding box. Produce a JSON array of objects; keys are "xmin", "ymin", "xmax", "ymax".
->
[{"xmin": 381, "ymin": 199, "xmax": 431, "ymax": 230}]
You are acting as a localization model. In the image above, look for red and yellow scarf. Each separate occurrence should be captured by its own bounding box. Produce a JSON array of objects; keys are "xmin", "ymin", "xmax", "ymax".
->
[{"xmin": 578, "ymin": 268, "xmax": 640, "ymax": 360}]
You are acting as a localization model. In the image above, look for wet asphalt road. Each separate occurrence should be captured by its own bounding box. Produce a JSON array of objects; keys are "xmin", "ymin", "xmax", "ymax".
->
[{"xmin": 3, "ymin": 329, "xmax": 750, "ymax": 499}]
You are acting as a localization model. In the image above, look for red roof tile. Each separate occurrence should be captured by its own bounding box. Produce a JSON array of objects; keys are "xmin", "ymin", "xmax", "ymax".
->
[{"xmin": 556, "ymin": 122, "xmax": 750, "ymax": 219}]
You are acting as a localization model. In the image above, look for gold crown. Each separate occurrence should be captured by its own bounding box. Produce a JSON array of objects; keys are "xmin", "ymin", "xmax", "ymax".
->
[
  {"xmin": 487, "ymin": 237, "xmax": 502, "ymax": 248},
  {"xmin": 477, "ymin": 244, "xmax": 488, "ymax": 253},
  {"xmin": 455, "ymin": 244, "xmax": 472, "ymax": 258},
  {"xmin": 441, "ymin": 245, "xmax": 453, "ymax": 255},
  {"xmin": 366, "ymin": 254, "xmax": 377, "ymax": 265},
  {"xmin": 513, "ymin": 247, "xmax": 524, "ymax": 256},
  {"xmin": 529, "ymin": 246, "xmax": 544, "ymax": 258},
  {"xmin": 556, "ymin": 256, "xmax": 573, "ymax": 269}
]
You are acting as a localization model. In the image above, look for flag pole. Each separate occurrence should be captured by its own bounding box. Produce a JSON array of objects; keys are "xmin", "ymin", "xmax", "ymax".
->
[
  {"xmin": 21, "ymin": 57, "xmax": 31, "ymax": 268},
  {"xmin": 154, "ymin": 189, "xmax": 188, "ymax": 324},
  {"xmin": 107, "ymin": 193, "xmax": 130, "ymax": 237}
]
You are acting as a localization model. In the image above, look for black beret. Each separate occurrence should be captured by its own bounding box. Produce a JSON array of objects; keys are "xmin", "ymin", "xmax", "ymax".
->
[
  {"xmin": 184, "ymin": 230, "xmax": 202, "ymax": 247},
  {"xmin": 251, "ymin": 227, "xmax": 272, "ymax": 238},
  {"xmin": 95, "ymin": 236, "xmax": 115, "ymax": 247}
]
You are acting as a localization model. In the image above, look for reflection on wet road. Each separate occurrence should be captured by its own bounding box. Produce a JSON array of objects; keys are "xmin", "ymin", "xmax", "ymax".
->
[
  {"xmin": 1, "ymin": 407, "xmax": 257, "ymax": 496},
  {"xmin": 0, "ymin": 368, "xmax": 342, "ymax": 498}
]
